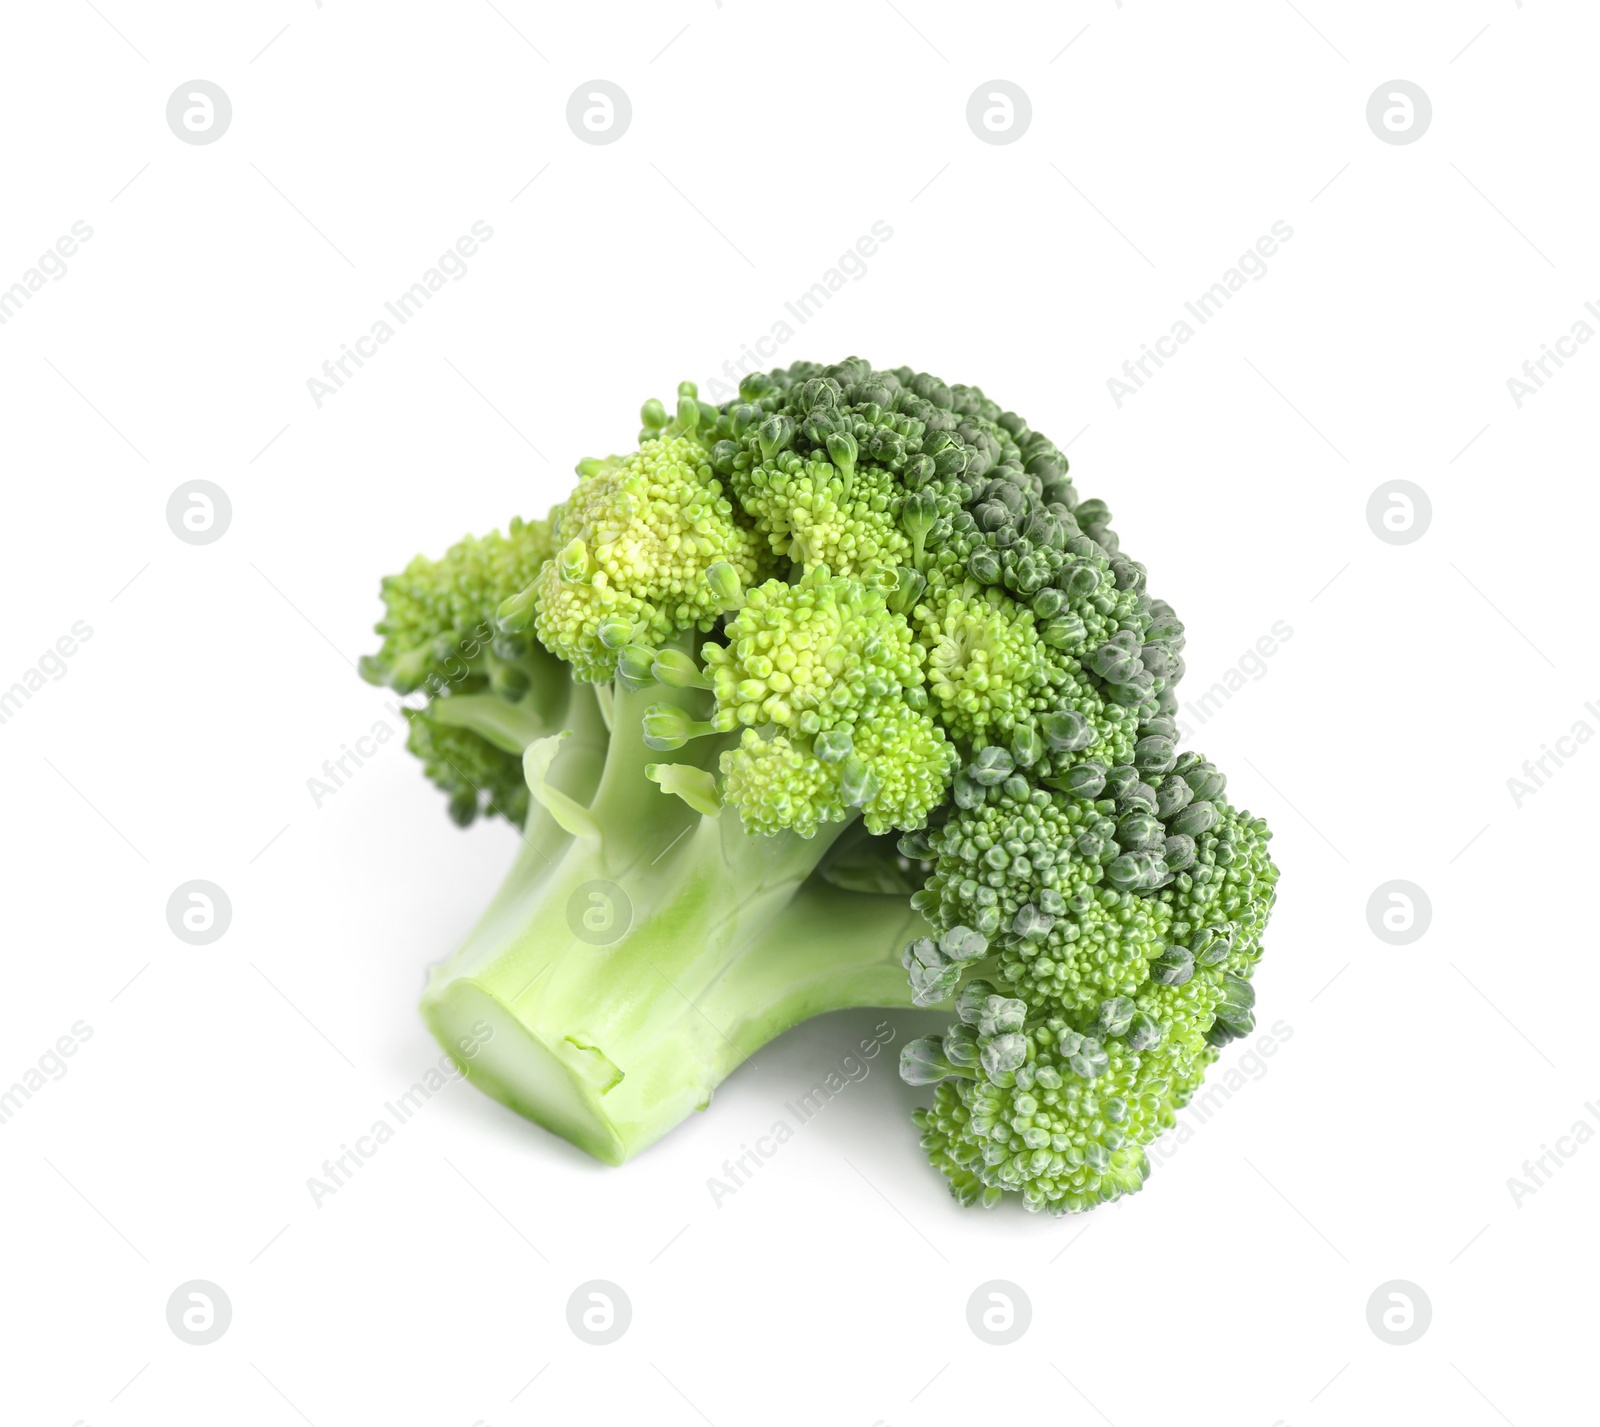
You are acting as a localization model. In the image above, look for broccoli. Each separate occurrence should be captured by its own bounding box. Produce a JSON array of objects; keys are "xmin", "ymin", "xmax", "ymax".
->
[{"xmin": 362, "ymin": 358, "xmax": 1279, "ymax": 1212}]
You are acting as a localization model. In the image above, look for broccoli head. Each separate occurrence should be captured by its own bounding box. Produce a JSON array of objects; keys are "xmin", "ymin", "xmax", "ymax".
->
[{"xmin": 363, "ymin": 358, "xmax": 1279, "ymax": 1213}]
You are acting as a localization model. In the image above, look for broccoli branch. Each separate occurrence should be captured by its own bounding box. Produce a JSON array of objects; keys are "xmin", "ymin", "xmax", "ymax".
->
[{"xmin": 420, "ymin": 678, "xmax": 924, "ymax": 1164}]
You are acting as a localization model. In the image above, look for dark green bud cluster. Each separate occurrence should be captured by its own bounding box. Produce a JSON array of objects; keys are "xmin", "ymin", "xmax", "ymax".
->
[
  {"xmin": 684, "ymin": 356, "xmax": 1292, "ymax": 1217},
  {"xmin": 900, "ymin": 924, "xmax": 990, "ymax": 1006},
  {"xmin": 1038, "ymin": 747, "xmax": 1232, "ymax": 892},
  {"xmin": 909, "ymin": 801, "xmax": 1276, "ymax": 1217}
]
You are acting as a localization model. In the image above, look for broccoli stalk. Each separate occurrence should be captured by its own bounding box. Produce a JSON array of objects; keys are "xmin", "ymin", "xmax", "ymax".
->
[{"xmin": 418, "ymin": 677, "xmax": 924, "ymax": 1164}]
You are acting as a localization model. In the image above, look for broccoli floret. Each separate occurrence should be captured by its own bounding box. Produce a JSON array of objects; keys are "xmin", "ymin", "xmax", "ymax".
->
[
  {"xmin": 364, "ymin": 359, "xmax": 1280, "ymax": 1207},
  {"xmin": 904, "ymin": 794, "xmax": 1277, "ymax": 1214},
  {"xmin": 694, "ymin": 566, "xmax": 955, "ymax": 835},
  {"xmin": 402, "ymin": 705, "xmax": 531, "ymax": 828},
  {"xmin": 504, "ymin": 416, "xmax": 763, "ymax": 681},
  {"xmin": 359, "ymin": 515, "xmax": 572, "ymax": 825},
  {"xmin": 360, "ymin": 514, "xmax": 559, "ymax": 698}
]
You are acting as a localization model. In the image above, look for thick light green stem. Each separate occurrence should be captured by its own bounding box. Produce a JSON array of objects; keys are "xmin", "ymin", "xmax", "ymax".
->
[{"xmin": 419, "ymin": 690, "xmax": 926, "ymax": 1163}]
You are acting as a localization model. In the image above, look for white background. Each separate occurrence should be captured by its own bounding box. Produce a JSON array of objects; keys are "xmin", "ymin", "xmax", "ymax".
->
[{"xmin": 1, "ymin": 2, "xmax": 1594, "ymax": 1424}]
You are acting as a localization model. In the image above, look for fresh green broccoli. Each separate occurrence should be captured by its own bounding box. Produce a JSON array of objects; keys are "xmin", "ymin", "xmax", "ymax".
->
[
  {"xmin": 358, "ymin": 515, "xmax": 568, "ymax": 826},
  {"xmin": 362, "ymin": 358, "xmax": 1279, "ymax": 1210}
]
